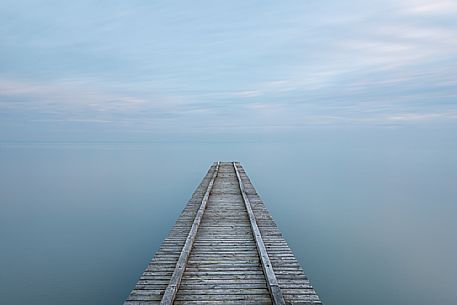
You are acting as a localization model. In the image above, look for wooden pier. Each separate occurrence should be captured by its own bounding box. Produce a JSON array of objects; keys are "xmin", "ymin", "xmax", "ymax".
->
[{"xmin": 124, "ymin": 162, "xmax": 322, "ymax": 305}]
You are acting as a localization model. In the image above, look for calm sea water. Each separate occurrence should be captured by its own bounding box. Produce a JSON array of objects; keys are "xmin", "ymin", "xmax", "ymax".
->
[{"xmin": 1, "ymin": 129, "xmax": 456, "ymax": 305}]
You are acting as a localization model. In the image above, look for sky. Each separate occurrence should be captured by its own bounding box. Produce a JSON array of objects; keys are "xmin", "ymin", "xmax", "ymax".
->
[{"xmin": 1, "ymin": 0, "xmax": 457, "ymax": 141}]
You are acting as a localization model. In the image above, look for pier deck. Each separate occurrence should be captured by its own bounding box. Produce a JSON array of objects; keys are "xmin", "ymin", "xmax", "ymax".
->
[{"xmin": 124, "ymin": 162, "xmax": 322, "ymax": 305}]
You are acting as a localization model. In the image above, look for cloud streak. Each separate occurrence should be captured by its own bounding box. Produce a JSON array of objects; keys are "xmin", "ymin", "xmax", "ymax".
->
[{"xmin": 0, "ymin": 0, "xmax": 456, "ymax": 139}]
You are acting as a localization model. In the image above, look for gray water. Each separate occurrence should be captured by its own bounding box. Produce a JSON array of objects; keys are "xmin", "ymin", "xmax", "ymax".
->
[{"xmin": 1, "ymin": 128, "xmax": 456, "ymax": 305}]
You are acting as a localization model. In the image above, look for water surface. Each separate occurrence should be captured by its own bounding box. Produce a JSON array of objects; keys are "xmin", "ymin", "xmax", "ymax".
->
[{"xmin": 1, "ymin": 131, "xmax": 456, "ymax": 305}]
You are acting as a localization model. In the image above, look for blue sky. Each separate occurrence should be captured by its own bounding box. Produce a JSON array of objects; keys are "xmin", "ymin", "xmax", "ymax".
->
[{"xmin": 1, "ymin": 0, "xmax": 456, "ymax": 140}]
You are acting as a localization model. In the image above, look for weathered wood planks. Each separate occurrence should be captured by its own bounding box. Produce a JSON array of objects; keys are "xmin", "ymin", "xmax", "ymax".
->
[
  {"xmin": 233, "ymin": 162, "xmax": 285, "ymax": 305},
  {"xmin": 160, "ymin": 162, "xmax": 220, "ymax": 305},
  {"xmin": 124, "ymin": 162, "xmax": 322, "ymax": 305}
]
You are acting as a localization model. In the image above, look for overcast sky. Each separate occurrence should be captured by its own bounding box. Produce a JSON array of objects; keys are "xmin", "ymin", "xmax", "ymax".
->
[{"xmin": 1, "ymin": 0, "xmax": 456, "ymax": 141}]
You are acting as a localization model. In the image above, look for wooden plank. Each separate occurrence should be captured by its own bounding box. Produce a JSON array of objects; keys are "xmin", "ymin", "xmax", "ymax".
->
[
  {"xmin": 176, "ymin": 162, "xmax": 272, "ymax": 302},
  {"xmin": 159, "ymin": 162, "xmax": 220, "ymax": 305},
  {"xmin": 235, "ymin": 164, "xmax": 322, "ymax": 304},
  {"xmin": 124, "ymin": 162, "xmax": 322, "ymax": 304},
  {"xmin": 233, "ymin": 162, "xmax": 286, "ymax": 305},
  {"xmin": 124, "ymin": 164, "xmax": 218, "ymax": 304}
]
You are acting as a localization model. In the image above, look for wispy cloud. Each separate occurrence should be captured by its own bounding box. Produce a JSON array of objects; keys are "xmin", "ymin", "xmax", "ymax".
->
[
  {"xmin": 0, "ymin": 0, "xmax": 456, "ymax": 139},
  {"xmin": 385, "ymin": 112, "xmax": 456, "ymax": 121},
  {"xmin": 403, "ymin": 0, "xmax": 457, "ymax": 15}
]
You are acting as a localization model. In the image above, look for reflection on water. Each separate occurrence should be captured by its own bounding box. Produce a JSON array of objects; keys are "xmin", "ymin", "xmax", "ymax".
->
[{"xmin": 1, "ymin": 133, "xmax": 456, "ymax": 305}]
